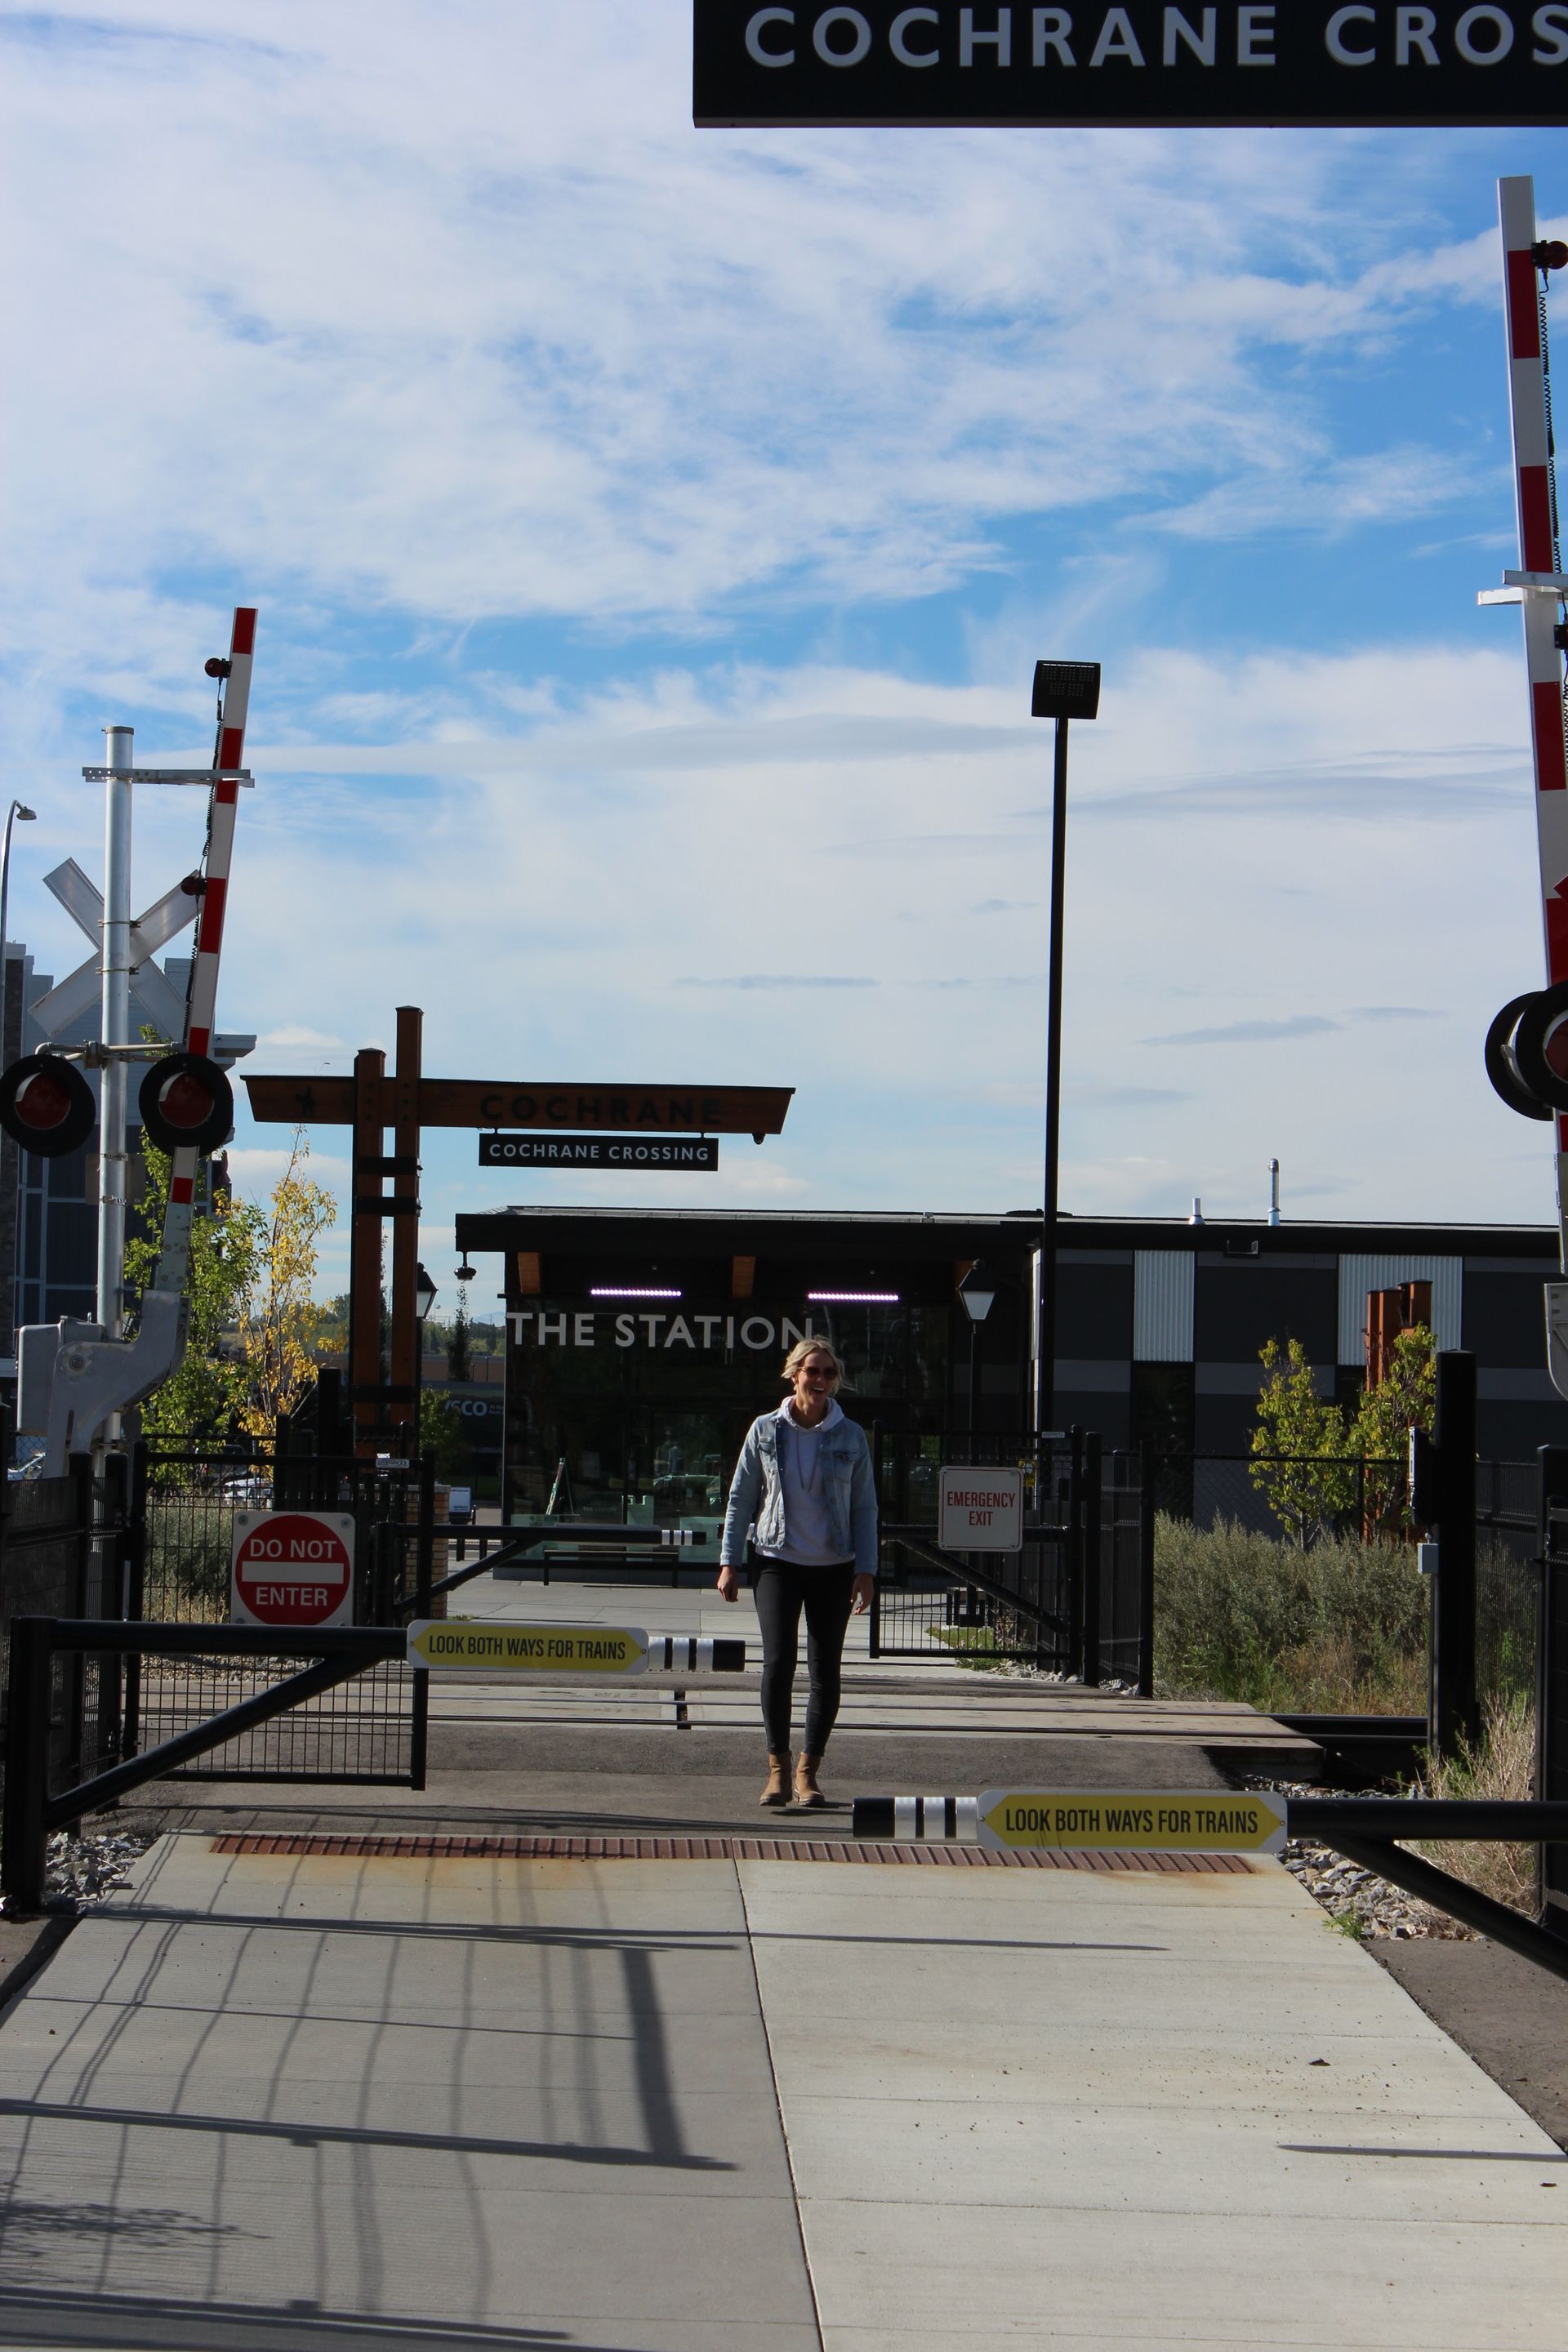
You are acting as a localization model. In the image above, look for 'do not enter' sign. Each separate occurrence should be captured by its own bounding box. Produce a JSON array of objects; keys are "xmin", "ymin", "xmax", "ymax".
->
[{"xmin": 230, "ymin": 1511, "xmax": 357, "ymax": 1628}]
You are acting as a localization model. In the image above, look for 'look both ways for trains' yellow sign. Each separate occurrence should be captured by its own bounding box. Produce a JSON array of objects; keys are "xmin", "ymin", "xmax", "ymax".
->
[
  {"xmin": 408, "ymin": 1622, "xmax": 649, "ymax": 1674},
  {"xmin": 979, "ymin": 1790, "xmax": 1289, "ymax": 1854}
]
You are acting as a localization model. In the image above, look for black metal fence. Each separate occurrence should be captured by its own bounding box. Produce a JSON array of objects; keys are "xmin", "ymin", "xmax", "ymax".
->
[
  {"xmin": 0, "ymin": 1454, "xmax": 113, "ymax": 1802},
  {"xmin": 123, "ymin": 1441, "xmax": 431, "ymax": 1785},
  {"xmin": 868, "ymin": 1430, "xmax": 1152, "ymax": 1691}
]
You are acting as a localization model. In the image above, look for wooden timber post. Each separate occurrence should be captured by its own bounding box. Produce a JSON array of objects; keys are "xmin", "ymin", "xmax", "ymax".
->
[
  {"xmin": 350, "ymin": 1047, "xmax": 386, "ymax": 1459},
  {"xmin": 390, "ymin": 1006, "xmax": 423, "ymax": 1453}
]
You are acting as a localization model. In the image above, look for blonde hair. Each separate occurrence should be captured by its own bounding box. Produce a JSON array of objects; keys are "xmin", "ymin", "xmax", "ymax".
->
[{"xmin": 781, "ymin": 1336, "xmax": 846, "ymax": 1386}]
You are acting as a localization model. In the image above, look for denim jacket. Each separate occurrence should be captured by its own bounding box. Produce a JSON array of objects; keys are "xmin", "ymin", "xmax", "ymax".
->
[{"xmin": 720, "ymin": 1407, "xmax": 879, "ymax": 1577}]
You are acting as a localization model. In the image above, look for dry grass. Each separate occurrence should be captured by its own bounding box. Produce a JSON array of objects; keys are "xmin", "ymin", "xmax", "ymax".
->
[
  {"xmin": 1410, "ymin": 1690, "xmax": 1539, "ymax": 1916},
  {"xmin": 1154, "ymin": 1516, "xmax": 1535, "ymax": 1720},
  {"xmin": 1153, "ymin": 1515, "xmax": 1428, "ymax": 1713}
]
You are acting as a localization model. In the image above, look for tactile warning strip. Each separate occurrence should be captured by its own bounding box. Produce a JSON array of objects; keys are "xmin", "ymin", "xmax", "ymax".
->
[{"xmin": 211, "ymin": 1831, "xmax": 1254, "ymax": 1873}]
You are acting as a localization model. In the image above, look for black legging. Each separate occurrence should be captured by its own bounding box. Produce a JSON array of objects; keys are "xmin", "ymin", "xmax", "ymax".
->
[{"xmin": 753, "ymin": 1556, "xmax": 857, "ymax": 1756}]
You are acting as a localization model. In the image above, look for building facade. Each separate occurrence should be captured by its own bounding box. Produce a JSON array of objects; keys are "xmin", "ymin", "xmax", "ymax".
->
[{"xmin": 452, "ymin": 1204, "xmax": 1566, "ymax": 1526}]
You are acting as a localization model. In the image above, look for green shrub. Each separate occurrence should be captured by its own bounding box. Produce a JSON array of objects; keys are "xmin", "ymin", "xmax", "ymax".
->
[
  {"xmin": 1154, "ymin": 1515, "xmax": 1536, "ymax": 1716},
  {"xmin": 1154, "ymin": 1513, "xmax": 1427, "ymax": 1713}
]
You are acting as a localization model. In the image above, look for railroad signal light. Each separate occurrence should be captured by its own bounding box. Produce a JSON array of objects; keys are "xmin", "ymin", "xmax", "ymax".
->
[
  {"xmin": 138, "ymin": 1051, "xmax": 234, "ymax": 1155},
  {"xmin": 0, "ymin": 1054, "xmax": 96, "ymax": 1158},
  {"xmin": 1485, "ymin": 984, "xmax": 1568, "ymax": 1120}
]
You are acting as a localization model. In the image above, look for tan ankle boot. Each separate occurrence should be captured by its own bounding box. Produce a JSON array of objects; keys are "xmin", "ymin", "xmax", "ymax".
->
[
  {"xmin": 760, "ymin": 1753, "xmax": 791, "ymax": 1807},
  {"xmin": 793, "ymin": 1753, "xmax": 826, "ymax": 1809}
]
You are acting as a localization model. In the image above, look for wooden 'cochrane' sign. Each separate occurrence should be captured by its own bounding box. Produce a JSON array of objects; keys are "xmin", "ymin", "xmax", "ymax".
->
[{"xmin": 693, "ymin": 1, "xmax": 1568, "ymax": 127}]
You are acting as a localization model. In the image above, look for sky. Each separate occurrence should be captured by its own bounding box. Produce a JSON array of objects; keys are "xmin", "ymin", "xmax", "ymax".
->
[{"xmin": 4, "ymin": 2, "xmax": 1568, "ymax": 1312}]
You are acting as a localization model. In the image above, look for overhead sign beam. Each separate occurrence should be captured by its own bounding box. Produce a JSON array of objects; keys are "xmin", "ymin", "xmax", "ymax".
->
[
  {"xmin": 244, "ymin": 1028, "xmax": 794, "ymax": 1454},
  {"xmin": 247, "ymin": 1075, "xmax": 792, "ymax": 1137},
  {"xmin": 693, "ymin": 1, "xmax": 1568, "ymax": 127}
]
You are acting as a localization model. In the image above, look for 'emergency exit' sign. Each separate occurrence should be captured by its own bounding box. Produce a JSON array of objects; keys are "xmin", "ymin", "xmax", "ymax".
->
[{"xmin": 938, "ymin": 1467, "xmax": 1024, "ymax": 1551}]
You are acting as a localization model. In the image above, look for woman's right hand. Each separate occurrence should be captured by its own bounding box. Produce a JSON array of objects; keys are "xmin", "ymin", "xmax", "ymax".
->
[{"xmin": 716, "ymin": 1564, "xmax": 740, "ymax": 1603}]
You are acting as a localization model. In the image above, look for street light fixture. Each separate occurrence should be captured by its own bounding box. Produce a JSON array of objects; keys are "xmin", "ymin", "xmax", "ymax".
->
[
  {"xmin": 958, "ymin": 1258, "xmax": 998, "ymax": 1436},
  {"xmin": 415, "ymin": 1263, "xmax": 438, "ymax": 1322},
  {"xmin": 0, "ymin": 802, "xmax": 38, "ymax": 1074},
  {"xmin": 1031, "ymin": 659, "xmax": 1100, "ymax": 1441}
]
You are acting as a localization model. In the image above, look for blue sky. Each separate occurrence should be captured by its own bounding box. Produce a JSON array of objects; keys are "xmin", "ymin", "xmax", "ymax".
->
[{"xmin": 4, "ymin": 3, "xmax": 1568, "ymax": 1308}]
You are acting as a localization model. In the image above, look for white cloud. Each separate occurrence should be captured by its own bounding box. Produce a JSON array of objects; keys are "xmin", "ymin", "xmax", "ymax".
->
[
  {"xmin": 149, "ymin": 632, "xmax": 1549, "ymax": 1244},
  {"xmin": 0, "ymin": 1, "xmax": 1524, "ymax": 742}
]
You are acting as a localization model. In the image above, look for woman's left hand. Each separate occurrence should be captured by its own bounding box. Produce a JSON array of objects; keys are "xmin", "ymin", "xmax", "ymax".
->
[{"xmin": 851, "ymin": 1573, "xmax": 875, "ymax": 1615}]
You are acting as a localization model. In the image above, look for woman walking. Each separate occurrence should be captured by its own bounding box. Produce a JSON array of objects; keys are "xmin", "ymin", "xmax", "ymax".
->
[{"xmin": 717, "ymin": 1339, "xmax": 877, "ymax": 1808}]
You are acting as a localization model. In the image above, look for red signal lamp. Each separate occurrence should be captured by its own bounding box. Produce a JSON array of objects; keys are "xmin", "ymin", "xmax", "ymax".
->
[
  {"xmin": 0, "ymin": 1054, "xmax": 97, "ymax": 1159},
  {"xmin": 139, "ymin": 1052, "xmax": 234, "ymax": 1154}
]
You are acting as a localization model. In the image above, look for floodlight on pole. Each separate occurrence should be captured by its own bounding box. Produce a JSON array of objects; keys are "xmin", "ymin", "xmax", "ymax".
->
[{"xmin": 1031, "ymin": 658, "xmax": 1102, "ymax": 1441}]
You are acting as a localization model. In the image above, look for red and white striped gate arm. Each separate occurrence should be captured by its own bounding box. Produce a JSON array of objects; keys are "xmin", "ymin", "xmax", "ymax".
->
[
  {"xmin": 154, "ymin": 604, "xmax": 256, "ymax": 1293},
  {"xmin": 1499, "ymin": 177, "xmax": 1568, "ymax": 1262}
]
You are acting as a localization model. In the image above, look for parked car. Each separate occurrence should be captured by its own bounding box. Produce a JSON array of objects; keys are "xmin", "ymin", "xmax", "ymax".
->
[{"xmin": 215, "ymin": 1472, "xmax": 271, "ymax": 1508}]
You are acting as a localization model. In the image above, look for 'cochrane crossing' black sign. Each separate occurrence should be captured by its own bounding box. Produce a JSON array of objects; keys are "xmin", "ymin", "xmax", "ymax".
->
[
  {"xmin": 479, "ymin": 1134, "xmax": 719, "ymax": 1171},
  {"xmin": 693, "ymin": 1, "xmax": 1568, "ymax": 123}
]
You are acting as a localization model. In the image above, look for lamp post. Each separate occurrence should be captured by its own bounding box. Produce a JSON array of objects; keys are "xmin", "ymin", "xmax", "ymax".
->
[
  {"xmin": 0, "ymin": 801, "xmax": 37, "ymax": 1079},
  {"xmin": 958, "ymin": 1258, "xmax": 997, "ymax": 1437},
  {"xmin": 1030, "ymin": 660, "xmax": 1101, "ymax": 1439},
  {"xmin": 414, "ymin": 1262, "xmax": 437, "ymax": 1437}
]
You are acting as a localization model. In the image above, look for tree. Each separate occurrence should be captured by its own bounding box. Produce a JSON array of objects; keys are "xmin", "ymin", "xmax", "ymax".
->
[
  {"xmin": 1250, "ymin": 1336, "xmax": 1355, "ymax": 1547},
  {"xmin": 419, "ymin": 1389, "xmax": 467, "ymax": 1481},
  {"xmin": 125, "ymin": 1145, "xmax": 265, "ymax": 1455},
  {"xmin": 1350, "ymin": 1322, "xmax": 1437, "ymax": 1536},
  {"xmin": 448, "ymin": 1283, "xmax": 472, "ymax": 1383},
  {"xmin": 236, "ymin": 1131, "xmax": 337, "ymax": 1441}
]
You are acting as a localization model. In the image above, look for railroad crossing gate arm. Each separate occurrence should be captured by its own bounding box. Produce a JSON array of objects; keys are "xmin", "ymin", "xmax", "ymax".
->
[
  {"xmin": 1490, "ymin": 180, "xmax": 1568, "ymax": 1392},
  {"xmin": 152, "ymin": 607, "xmax": 256, "ymax": 1297},
  {"xmin": 20, "ymin": 608, "xmax": 258, "ymax": 1471}
]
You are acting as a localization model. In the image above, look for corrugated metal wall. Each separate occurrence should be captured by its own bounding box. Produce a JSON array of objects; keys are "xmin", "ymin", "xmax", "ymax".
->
[
  {"xmin": 1134, "ymin": 1251, "xmax": 1195, "ymax": 1361},
  {"xmin": 1336, "ymin": 1254, "xmax": 1462, "ymax": 1363}
]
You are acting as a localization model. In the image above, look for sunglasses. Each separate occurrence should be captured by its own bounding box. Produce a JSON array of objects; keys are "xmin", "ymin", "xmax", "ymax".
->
[{"xmin": 800, "ymin": 1365, "xmax": 840, "ymax": 1382}]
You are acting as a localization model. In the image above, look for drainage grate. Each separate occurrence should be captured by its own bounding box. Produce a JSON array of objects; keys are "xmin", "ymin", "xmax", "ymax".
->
[{"xmin": 211, "ymin": 1831, "xmax": 1254, "ymax": 1873}]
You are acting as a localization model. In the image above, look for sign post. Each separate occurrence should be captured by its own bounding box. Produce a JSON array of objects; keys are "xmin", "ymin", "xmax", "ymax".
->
[{"xmin": 230, "ymin": 1510, "xmax": 356, "ymax": 1629}]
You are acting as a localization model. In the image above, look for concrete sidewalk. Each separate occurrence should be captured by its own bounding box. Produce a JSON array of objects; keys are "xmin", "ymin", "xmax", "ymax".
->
[{"xmin": 0, "ymin": 1833, "xmax": 1559, "ymax": 2349}]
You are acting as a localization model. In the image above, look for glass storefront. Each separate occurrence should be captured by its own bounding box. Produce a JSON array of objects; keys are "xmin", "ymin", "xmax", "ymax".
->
[{"xmin": 501, "ymin": 1292, "xmax": 952, "ymax": 1530}]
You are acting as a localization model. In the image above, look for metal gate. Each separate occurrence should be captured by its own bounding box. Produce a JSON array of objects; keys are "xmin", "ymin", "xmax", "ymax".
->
[
  {"xmin": 869, "ymin": 1428, "xmax": 1152, "ymax": 1692},
  {"xmin": 122, "ymin": 1440, "xmax": 432, "ymax": 1784},
  {"xmin": 1535, "ymin": 1448, "xmax": 1568, "ymax": 1941}
]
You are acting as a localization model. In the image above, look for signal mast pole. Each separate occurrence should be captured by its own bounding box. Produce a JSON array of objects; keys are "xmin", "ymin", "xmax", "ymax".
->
[
  {"xmin": 1487, "ymin": 180, "xmax": 1568, "ymax": 1387},
  {"xmin": 98, "ymin": 724, "xmax": 135, "ymax": 1341}
]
